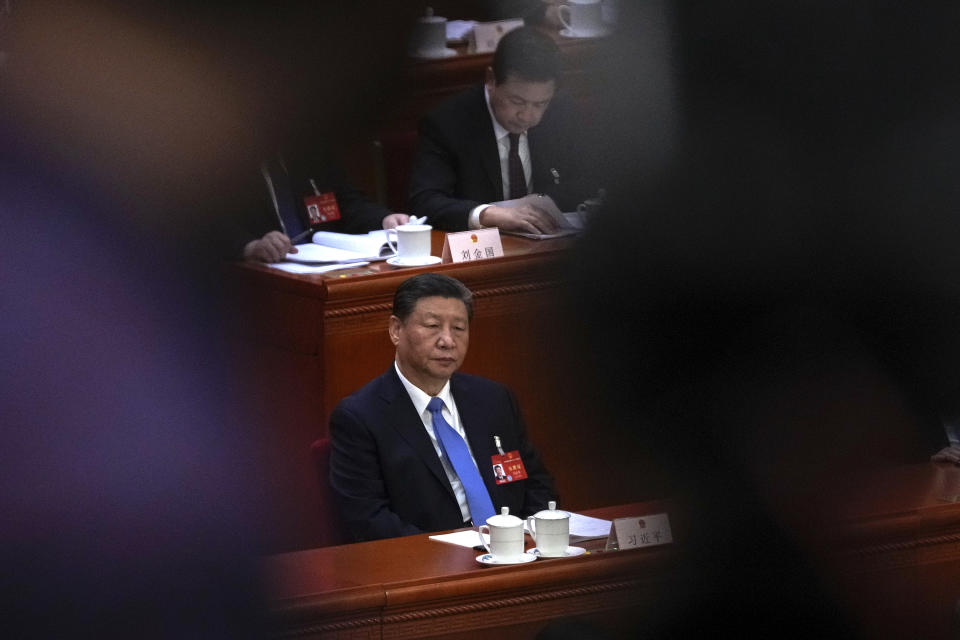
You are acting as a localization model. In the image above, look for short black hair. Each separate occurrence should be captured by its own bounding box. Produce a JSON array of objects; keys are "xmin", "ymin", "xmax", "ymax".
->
[
  {"xmin": 491, "ymin": 26, "xmax": 561, "ymax": 85},
  {"xmin": 392, "ymin": 273, "xmax": 474, "ymax": 322}
]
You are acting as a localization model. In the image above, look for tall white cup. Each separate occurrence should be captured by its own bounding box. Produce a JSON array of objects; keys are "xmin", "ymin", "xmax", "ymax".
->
[
  {"xmin": 527, "ymin": 501, "xmax": 570, "ymax": 557},
  {"xmin": 477, "ymin": 507, "xmax": 525, "ymax": 562},
  {"xmin": 386, "ymin": 224, "xmax": 432, "ymax": 260},
  {"xmin": 558, "ymin": 0, "xmax": 604, "ymax": 36}
]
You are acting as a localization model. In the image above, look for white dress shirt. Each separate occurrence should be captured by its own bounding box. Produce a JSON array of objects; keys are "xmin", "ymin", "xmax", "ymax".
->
[
  {"xmin": 394, "ymin": 362, "xmax": 479, "ymax": 523},
  {"xmin": 467, "ymin": 86, "xmax": 533, "ymax": 230}
]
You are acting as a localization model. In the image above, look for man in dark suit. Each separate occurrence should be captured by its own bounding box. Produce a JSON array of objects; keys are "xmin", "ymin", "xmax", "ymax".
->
[
  {"xmin": 407, "ymin": 27, "xmax": 591, "ymax": 234},
  {"xmin": 232, "ymin": 150, "xmax": 409, "ymax": 263},
  {"xmin": 329, "ymin": 273, "xmax": 555, "ymax": 542}
]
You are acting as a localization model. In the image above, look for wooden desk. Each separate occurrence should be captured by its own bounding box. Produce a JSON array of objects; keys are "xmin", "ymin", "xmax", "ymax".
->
[
  {"xmin": 226, "ymin": 233, "xmax": 646, "ymax": 552},
  {"xmin": 797, "ymin": 463, "xmax": 960, "ymax": 640},
  {"xmin": 262, "ymin": 502, "xmax": 676, "ymax": 640},
  {"xmin": 261, "ymin": 465, "xmax": 960, "ymax": 639}
]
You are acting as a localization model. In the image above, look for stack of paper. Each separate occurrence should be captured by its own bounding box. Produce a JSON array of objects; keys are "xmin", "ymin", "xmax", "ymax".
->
[{"xmin": 285, "ymin": 230, "xmax": 396, "ymax": 264}]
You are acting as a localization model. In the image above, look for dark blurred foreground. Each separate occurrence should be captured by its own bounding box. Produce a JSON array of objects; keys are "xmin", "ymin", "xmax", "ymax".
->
[
  {"xmin": 1, "ymin": 1, "xmax": 416, "ymax": 636},
  {"xmin": 570, "ymin": 1, "xmax": 960, "ymax": 637}
]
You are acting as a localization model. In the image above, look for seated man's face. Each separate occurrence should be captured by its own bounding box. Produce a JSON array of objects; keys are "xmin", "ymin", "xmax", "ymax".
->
[
  {"xmin": 390, "ymin": 296, "xmax": 470, "ymax": 392},
  {"xmin": 486, "ymin": 74, "xmax": 556, "ymax": 135}
]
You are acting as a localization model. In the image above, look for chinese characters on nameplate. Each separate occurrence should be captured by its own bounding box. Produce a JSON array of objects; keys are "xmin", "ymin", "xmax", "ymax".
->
[
  {"xmin": 605, "ymin": 513, "xmax": 673, "ymax": 551},
  {"xmin": 442, "ymin": 229, "xmax": 505, "ymax": 264}
]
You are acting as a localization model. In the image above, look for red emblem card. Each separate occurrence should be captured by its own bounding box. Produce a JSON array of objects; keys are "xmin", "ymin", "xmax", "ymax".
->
[
  {"xmin": 303, "ymin": 192, "xmax": 341, "ymax": 224},
  {"xmin": 491, "ymin": 450, "xmax": 527, "ymax": 485}
]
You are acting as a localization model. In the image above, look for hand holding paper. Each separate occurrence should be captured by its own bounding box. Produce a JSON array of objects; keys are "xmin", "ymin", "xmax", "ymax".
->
[
  {"xmin": 489, "ymin": 195, "xmax": 584, "ymax": 240},
  {"xmin": 480, "ymin": 196, "xmax": 559, "ymax": 235}
]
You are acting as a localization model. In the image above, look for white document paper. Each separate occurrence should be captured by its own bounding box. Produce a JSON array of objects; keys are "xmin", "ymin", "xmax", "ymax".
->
[
  {"xmin": 429, "ymin": 529, "xmax": 487, "ymax": 549},
  {"xmin": 267, "ymin": 261, "xmax": 369, "ymax": 274},
  {"xmin": 446, "ymin": 20, "xmax": 476, "ymax": 42},
  {"xmin": 310, "ymin": 230, "xmax": 396, "ymax": 258},
  {"xmin": 569, "ymin": 512, "xmax": 613, "ymax": 543},
  {"xmin": 284, "ymin": 230, "xmax": 396, "ymax": 264}
]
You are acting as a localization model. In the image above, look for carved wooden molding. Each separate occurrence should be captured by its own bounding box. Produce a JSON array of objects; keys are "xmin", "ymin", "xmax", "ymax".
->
[
  {"xmin": 325, "ymin": 280, "xmax": 563, "ymax": 320},
  {"xmin": 847, "ymin": 531, "xmax": 960, "ymax": 558},
  {"xmin": 271, "ymin": 578, "xmax": 645, "ymax": 638},
  {"xmin": 270, "ymin": 615, "xmax": 380, "ymax": 639},
  {"xmin": 383, "ymin": 577, "xmax": 641, "ymax": 624},
  {"xmin": 325, "ymin": 301, "xmax": 392, "ymax": 319}
]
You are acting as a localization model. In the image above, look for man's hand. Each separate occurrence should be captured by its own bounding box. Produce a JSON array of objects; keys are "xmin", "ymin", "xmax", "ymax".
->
[
  {"xmin": 242, "ymin": 230, "xmax": 296, "ymax": 263},
  {"xmin": 382, "ymin": 213, "xmax": 410, "ymax": 229},
  {"xmin": 541, "ymin": 0, "xmax": 564, "ymax": 30},
  {"xmin": 479, "ymin": 203, "xmax": 559, "ymax": 235},
  {"xmin": 932, "ymin": 445, "xmax": 960, "ymax": 465}
]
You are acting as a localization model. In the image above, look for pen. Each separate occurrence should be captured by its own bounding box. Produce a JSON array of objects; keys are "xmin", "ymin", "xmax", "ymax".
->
[{"xmin": 289, "ymin": 227, "xmax": 315, "ymax": 244}]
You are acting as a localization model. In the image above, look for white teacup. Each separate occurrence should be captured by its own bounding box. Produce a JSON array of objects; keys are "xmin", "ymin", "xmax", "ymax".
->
[
  {"xmin": 478, "ymin": 507, "xmax": 525, "ymax": 562},
  {"xmin": 386, "ymin": 223, "xmax": 432, "ymax": 260},
  {"xmin": 559, "ymin": 0, "xmax": 604, "ymax": 37},
  {"xmin": 527, "ymin": 500, "xmax": 570, "ymax": 557},
  {"xmin": 408, "ymin": 13, "xmax": 447, "ymax": 57},
  {"xmin": 576, "ymin": 197, "xmax": 602, "ymax": 223}
]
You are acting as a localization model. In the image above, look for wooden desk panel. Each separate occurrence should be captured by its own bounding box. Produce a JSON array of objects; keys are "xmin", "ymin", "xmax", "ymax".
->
[
  {"xmin": 263, "ymin": 502, "xmax": 675, "ymax": 640},
  {"xmin": 263, "ymin": 466, "xmax": 960, "ymax": 640},
  {"xmin": 799, "ymin": 464, "xmax": 960, "ymax": 640}
]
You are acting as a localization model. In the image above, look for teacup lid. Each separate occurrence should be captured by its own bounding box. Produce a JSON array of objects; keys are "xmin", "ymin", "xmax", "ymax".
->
[
  {"xmin": 486, "ymin": 506, "xmax": 522, "ymax": 527},
  {"xmin": 418, "ymin": 6, "xmax": 446, "ymax": 24},
  {"xmin": 533, "ymin": 500, "xmax": 570, "ymax": 520}
]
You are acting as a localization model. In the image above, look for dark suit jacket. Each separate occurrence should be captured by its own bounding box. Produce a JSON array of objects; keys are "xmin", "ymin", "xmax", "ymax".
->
[
  {"xmin": 407, "ymin": 84, "xmax": 593, "ymax": 230},
  {"xmin": 225, "ymin": 151, "xmax": 391, "ymax": 259},
  {"xmin": 329, "ymin": 366, "xmax": 556, "ymax": 542}
]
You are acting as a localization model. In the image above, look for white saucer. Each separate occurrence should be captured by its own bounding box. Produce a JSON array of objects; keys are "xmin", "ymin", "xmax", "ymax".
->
[
  {"xmin": 529, "ymin": 546, "xmax": 587, "ymax": 558},
  {"xmin": 476, "ymin": 552, "xmax": 538, "ymax": 566},
  {"xmin": 386, "ymin": 255, "xmax": 442, "ymax": 267},
  {"xmin": 410, "ymin": 47, "xmax": 458, "ymax": 59},
  {"xmin": 559, "ymin": 26, "xmax": 612, "ymax": 39}
]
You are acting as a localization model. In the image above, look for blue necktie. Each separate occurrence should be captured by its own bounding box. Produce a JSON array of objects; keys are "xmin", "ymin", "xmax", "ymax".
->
[{"xmin": 427, "ymin": 397, "xmax": 496, "ymax": 524}]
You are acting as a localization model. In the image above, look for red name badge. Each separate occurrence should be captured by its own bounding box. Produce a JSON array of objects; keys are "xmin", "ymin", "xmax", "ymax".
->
[
  {"xmin": 303, "ymin": 192, "xmax": 341, "ymax": 224},
  {"xmin": 491, "ymin": 450, "xmax": 528, "ymax": 485}
]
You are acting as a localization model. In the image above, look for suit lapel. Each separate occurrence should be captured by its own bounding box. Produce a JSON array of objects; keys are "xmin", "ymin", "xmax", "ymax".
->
[
  {"xmin": 378, "ymin": 367, "xmax": 456, "ymax": 498},
  {"xmin": 528, "ymin": 125, "xmax": 553, "ymax": 196},
  {"xmin": 474, "ymin": 86, "xmax": 504, "ymax": 200}
]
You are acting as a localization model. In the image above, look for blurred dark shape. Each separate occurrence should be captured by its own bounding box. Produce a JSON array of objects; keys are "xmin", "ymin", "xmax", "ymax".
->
[
  {"xmin": 0, "ymin": 119, "xmax": 266, "ymax": 638},
  {"xmin": 536, "ymin": 618, "xmax": 615, "ymax": 640},
  {"xmin": 415, "ymin": 1, "xmax": 545, "ymax": 22},
  {"xmin": 570, "ymin": 1, "xmax": 960, "ymax": 637},
  {"xmin": 1, "ymin": 1, "xmax": 419, "ymax": 636}
]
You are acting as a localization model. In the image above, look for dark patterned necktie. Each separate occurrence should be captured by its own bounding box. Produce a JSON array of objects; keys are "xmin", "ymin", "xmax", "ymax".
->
[{"xmin": 507, "ymin": 133, "xmax": 528, "ymax": 200}]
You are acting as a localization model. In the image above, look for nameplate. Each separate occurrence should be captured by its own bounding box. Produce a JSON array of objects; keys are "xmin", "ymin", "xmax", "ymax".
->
[
  {"xmin": 469, "ymin": 19, "xmax": 524, "ymax": 54},
  {"xmin": 442, "ymin": 229, "xmax": 504, "ymax": 264},
  {"xmin": 605, "ymin": 513, "xmax": 673, "ymax": 551}
]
